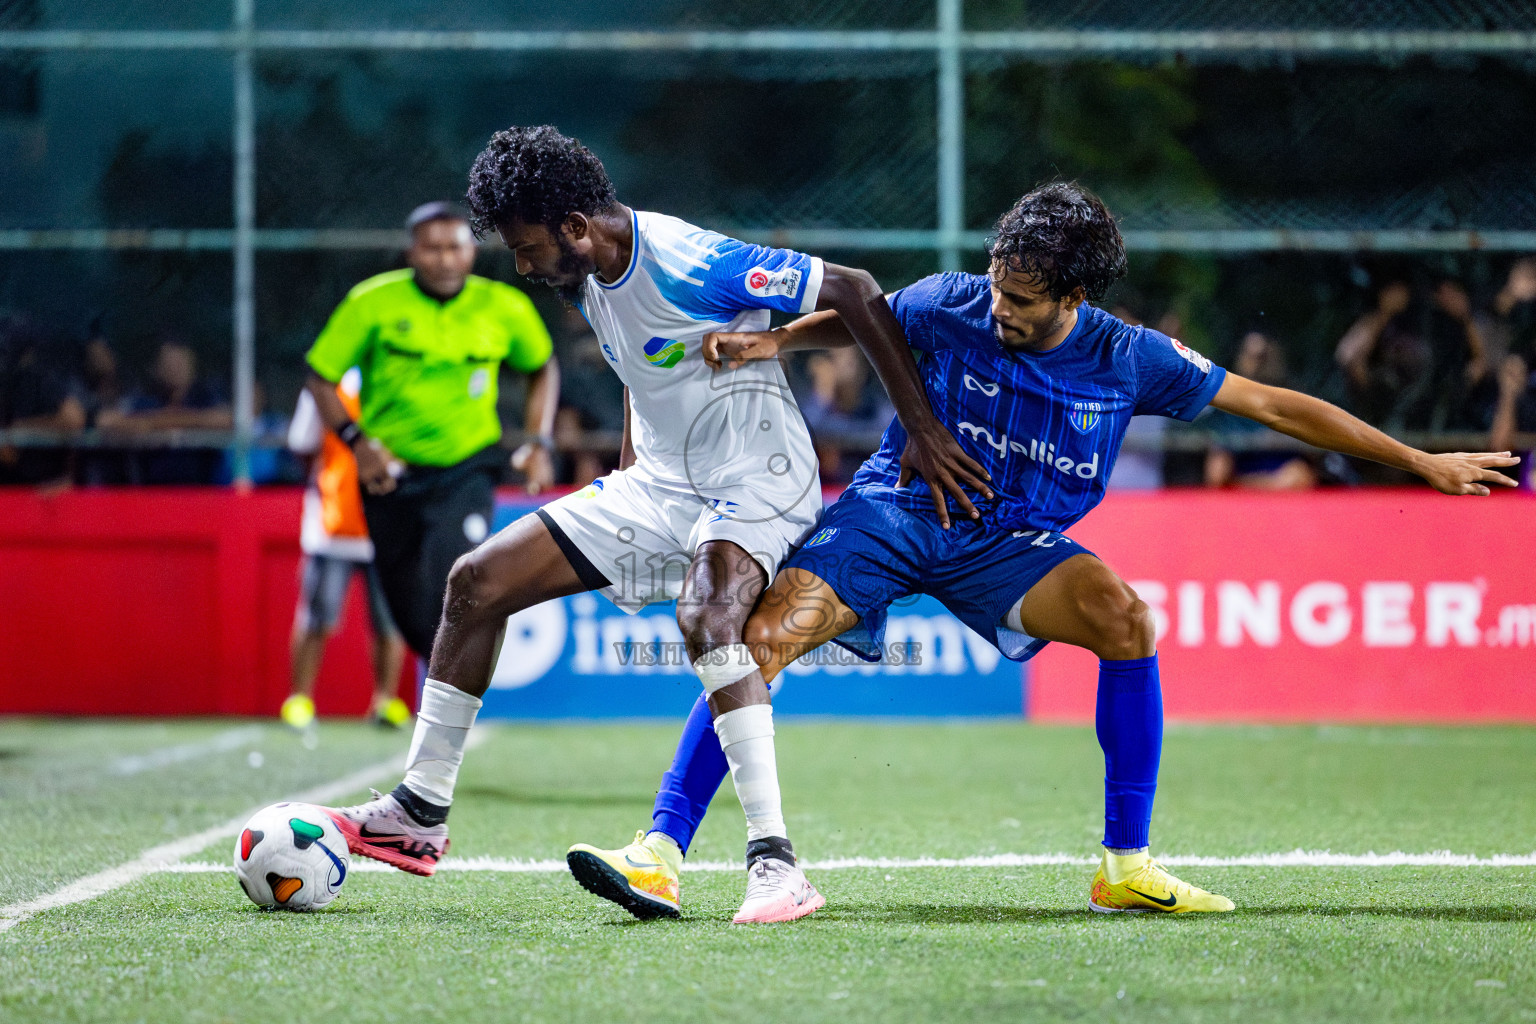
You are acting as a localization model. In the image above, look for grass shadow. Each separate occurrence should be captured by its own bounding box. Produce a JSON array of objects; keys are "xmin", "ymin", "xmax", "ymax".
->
[
  {"xmin": 455, "ymin": 786, "xmax": 652, "ymax": 808},
  {"xmin": 1239, "ymin": 905, "xmax": 1536, "ymax": 922}
]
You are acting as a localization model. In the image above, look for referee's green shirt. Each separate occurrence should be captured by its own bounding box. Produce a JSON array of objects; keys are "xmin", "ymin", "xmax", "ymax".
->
[{"xmin": 306, "ymin": 269, "xmax": 553, "ymax": 467}]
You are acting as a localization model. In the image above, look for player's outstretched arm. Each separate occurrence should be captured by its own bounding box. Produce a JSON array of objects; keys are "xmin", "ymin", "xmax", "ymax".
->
[
  {"xmin": 1210, "ymin": 372, "xmax": 1519, "ymax": 496},
  {"xmin": 813, "ymin": 264, "xmax": 993, "ymax": 527},
  {"xmin": 702, "ymin": 309, "xmax": 856, "ymax": 371}
]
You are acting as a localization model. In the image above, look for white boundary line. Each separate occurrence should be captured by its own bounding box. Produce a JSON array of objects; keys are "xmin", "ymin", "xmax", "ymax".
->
[
  {"xmin": 110, "ymin": 726, "xmax": 265, "ymax": 776},
  {"xmin": 0, "ymin": 753, "xmax": 404, "ymax": 933},
  {"xmin": 159, "ymin": 849, "xmax": 1536, "ymax": 875}
]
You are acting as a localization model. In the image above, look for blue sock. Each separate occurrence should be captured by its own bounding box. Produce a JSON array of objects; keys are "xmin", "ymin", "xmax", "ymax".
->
[
  {"xmin": 1095, "ymin": 654, "xmax": 1163, "ymax": 851},
  {"xmin": 650, "ymin": 692, "xmax": 729, "ymax": 854}
]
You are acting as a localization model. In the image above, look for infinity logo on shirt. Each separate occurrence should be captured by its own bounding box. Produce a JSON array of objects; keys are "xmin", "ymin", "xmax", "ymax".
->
[{"xmin": 963, "ymin": 374, "xmax": 1000, "ymax": 397}]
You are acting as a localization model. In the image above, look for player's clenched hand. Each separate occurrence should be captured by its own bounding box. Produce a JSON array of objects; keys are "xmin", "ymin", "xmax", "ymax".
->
[
  {"xmin": 1417, "ymin": 451, "xmax": 1520, "ymax": 496},
  {"xmin": 703, "ymin": 330, "xmax": 780, "ymax": 371},
  {"xmin": 354, "ymin": 437, "xmax": 403, "ymax": 495},
  {"xmin": 897, "ymin": 419, "xmax": 994, "ymax": 529},
  {"xmin": 512, "ymin": 442, "xmax": 554, "ymax": 495}
]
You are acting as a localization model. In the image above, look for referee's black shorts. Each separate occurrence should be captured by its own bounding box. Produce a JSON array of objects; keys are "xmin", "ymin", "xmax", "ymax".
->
[{"xmin": 360, "ymin": 446, "xmax": 504, "ymax": 659}]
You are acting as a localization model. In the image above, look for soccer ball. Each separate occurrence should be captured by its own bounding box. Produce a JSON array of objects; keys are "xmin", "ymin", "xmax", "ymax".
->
[{"xmin": 232, "ymin": 802, "xmax": 350, "ymax": 911}]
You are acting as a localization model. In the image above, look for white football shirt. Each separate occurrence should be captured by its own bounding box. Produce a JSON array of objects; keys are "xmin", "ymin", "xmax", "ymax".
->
[{"xmin": 576, "ymin": 210, "xmax": 824, "ymax": 503}]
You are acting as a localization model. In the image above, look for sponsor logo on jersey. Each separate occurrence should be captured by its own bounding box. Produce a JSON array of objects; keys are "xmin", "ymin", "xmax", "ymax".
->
[
  {"xmin": 956, "ymin": 421, "xmax": 1101, "ymax": 479},
  {"xmin": 643, "ymin": 336, "xmax": 686, "ymax": 368},
  {"xmin": 1068, "ymin": 400, "xmax": 1103, "ymax": 434},
  {"xmin": 963, "ymin": 374, "xmax": 1000, "ymax": 397},
  {"xmin": 745, "ymin": 265, "xmax": 804, "ymax": 300},
  {"xmin": 1170, "ymin": 337, "xmax": 1213, "ymax": 373},
  {"xmin": 804, "ymin": 526, "xmax": 839, "ymax": 548}
]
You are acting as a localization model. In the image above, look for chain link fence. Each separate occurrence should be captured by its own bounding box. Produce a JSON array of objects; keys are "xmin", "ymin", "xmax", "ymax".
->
[{"xmin": 1, "ymin": 0, "xmax": 1534, "ymax": 480}]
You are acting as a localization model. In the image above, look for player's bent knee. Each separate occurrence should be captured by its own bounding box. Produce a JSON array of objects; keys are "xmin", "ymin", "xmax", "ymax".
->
[
  {"xmin": 1078, "ymin": 581, "xmax": 1155, "ymax": 660},
  {"xmin": 443, "ymin": 548, "xmax": 505, "ymax": 623}
]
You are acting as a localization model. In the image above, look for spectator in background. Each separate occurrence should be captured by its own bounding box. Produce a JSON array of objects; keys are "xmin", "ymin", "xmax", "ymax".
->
[
  {"xmin": 1335, "ymin": 278, "xmax": 1488, "ymax": 430},
  {"xmin": 1204, "ymin": 332, "xmax": 1316, "ymax": 490},
  {"xmin": 282, "ymin": 368, "xmax": 409, "ymax": 733},
  {"xmin": 1425, "ymin": 278, "xmax": 1489, "ymax": 429},
  {"xmin": 551, "ymin": 305, "xmax": 624, "ymax": 487},
  {"xmin": 1335, "ymin": 280, "xmax": 1430, "ymax": 428},
  {"xmin": 1487, "ymin": 259, "xmax": 1536, "ymax": 476},
  {"xmin": 1494, "ymin": 258, "xmax": 1536, "ymax": 364},
  {"xmin": 0, "ymin": 317, "xmax": 84, "ymax": 486},
  {"xmin": 71, "ymin": 330, "xmax": 134, "ymax": 485},
  {"xmin": 99, "ymin": 337, "xmax": 232, "ymax": 484},
  {"xmin": 799, "ymin": 345, "xmax": 893, "ymax": 483}
]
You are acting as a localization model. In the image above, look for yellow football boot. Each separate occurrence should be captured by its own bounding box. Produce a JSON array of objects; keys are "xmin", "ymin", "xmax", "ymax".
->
[
  {"xmin": 279, "ymin": 694, "xmax": 316, "ymax": 731},
  {"xmin": 373, "ymin": 697, "xmax": 411, "ymax": 729},
  {"xmin": 1088, "ymin": 850, "xmax": 1235, "ymax": 914},
  {"xmin": 567, "ymin": 830, "xmax": 682, "ymax": 920}
]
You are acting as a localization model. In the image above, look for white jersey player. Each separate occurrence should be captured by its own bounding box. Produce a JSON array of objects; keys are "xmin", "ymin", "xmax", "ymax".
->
[
  {"xmin": 323, "ymin": 126, "xmax": 987, "ymax": 925},
  {"xmin": 541, "ymin": 209, "xmax": 825, "ymax": 613}
]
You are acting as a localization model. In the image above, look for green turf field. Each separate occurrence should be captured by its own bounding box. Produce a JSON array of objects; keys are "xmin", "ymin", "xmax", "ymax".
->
[{"xmin": 2, "ymin": 719, "xmax": 1533, "ymax": 1023}]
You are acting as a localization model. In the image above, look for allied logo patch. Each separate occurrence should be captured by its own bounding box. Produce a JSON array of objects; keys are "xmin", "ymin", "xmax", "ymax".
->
[
  {"xmin": 744, "ymin": 265, "xmax": 803, "ymax": 300},
  {"xmin": 1068, "ymin": 400, "xmax": 1103, "ymax": 434},
  {"xmin": 643, "ymin": 336, "xmax": 686, "ymax": 368},
  {"xmin": 804, "ymin": 526, "xmax": 839, "ymax": 548}
]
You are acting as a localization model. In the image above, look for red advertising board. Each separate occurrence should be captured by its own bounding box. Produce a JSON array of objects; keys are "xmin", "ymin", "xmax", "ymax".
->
[
  {"xmin": 1, "ymin": 487, "xmax": 1533, "ymax": 721},
  {"xmin": 1029, "ymin": 489, "xmax": 1536, "ymax": 722}
]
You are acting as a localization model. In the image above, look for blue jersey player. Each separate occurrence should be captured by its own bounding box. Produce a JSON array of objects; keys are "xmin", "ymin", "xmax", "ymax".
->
[{"xmin": 566, "ymin": 182, "xmax": 1518, "ymax": 919}]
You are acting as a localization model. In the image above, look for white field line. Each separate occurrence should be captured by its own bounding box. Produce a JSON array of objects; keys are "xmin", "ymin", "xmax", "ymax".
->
[
  {"xmin": 0, "ymin": 727, "xmax": 498, "ymax": 934},
  {"xmin": 110, "ymin": 726, "xmax": 266, "ymax": 775},
  {"xmin": 160, "ymin": 849, "xmax": 1536, "ymax": 875}
]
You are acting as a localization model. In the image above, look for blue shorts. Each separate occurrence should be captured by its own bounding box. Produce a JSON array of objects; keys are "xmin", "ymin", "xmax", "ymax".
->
[{"xmin": 782, "ymin": 496, "xmax": 1092, "ymax": 663}]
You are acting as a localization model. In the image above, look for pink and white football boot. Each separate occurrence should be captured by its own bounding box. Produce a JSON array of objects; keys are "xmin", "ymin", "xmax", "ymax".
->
[
  {"xmin": 732, "ymin": 855, "xmax": 825, "ymax": 924},
  {"xmin": 324, "ymin": 789, "xmax": 449, "ymax": 877}
]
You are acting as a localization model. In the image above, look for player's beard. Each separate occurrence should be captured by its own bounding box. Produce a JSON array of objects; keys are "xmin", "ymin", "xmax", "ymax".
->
[
  {"xmin": 994, "ymin": 306, "xmax": 1069, "ymax": 350},
  {"xmin": 550, "ymin": 231, "xmax": 594, "ymax": 306}
]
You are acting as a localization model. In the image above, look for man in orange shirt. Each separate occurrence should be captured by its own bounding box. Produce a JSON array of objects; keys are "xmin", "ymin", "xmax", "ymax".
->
[{"xmin": 281, "ymin": 368, "xmax": 409, "ymax": 731}]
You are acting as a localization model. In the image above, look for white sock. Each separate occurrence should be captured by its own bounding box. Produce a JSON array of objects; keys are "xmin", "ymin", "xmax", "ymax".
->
[
  {"xmin": 401, "ymin": 678, "xmax": 482, "ymax": 806},
  {"xmin": 713, "ymin": 704, "xmax": 787, "ymax": 842}
]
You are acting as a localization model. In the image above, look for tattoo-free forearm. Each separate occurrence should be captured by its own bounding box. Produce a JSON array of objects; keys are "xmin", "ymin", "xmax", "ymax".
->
[
  {"xmin": 523, "ymin": 357, "xmax": 560, "ymax": 440},
  {"xmin": 816, "ymin": 267, "xmax": 936, "ymax": 434},
  {"xmin": 773, "ymin": 309, "xmax": 858, "ymax": 351},
  {"xmin": 304, "ymin": 371, "xmax": 356, "ymax": 436},
  {"xmin": 1258, "ymin": 387, "xmax": 1427, "ymax": 476}
]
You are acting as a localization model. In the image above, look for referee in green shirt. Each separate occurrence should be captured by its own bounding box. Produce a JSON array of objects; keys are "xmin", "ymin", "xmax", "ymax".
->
[{"xmin": 303, "ymin": 201, "xmax": 559, "ymax": 659}]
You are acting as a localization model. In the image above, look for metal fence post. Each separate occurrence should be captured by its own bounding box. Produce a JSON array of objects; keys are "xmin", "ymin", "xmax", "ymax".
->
[
  {"xmin": 231, "ymin": 0, "xmax": 256, "ymax": 486},
  {"xmin": 937, "ymin": 0, "xmax": 964, "ymax": 272}
]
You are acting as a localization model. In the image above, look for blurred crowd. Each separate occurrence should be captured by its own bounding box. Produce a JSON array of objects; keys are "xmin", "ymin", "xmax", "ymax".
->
[{"xmin": 5, "ymin": 257, "xmax": 1536, "ymax": 491}]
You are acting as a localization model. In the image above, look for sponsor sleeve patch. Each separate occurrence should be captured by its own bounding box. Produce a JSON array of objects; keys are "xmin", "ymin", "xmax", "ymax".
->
[
  {"xmin": 744, "ymin": 265, "xmax": 804, "ymax": 300},
  {"xmin": 1170, "ymin": 338, "xmax": 1213, "ymax": 373}
]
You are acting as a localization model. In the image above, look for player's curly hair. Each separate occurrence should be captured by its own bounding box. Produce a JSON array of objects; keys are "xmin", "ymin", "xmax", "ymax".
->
[
  {"xmin": 987, "ymin": 182, "xmax": 1127, "ymax": 302},
  {"xmin": 465, "ymin": 125, "xmax": 618, "ymax": 238}
]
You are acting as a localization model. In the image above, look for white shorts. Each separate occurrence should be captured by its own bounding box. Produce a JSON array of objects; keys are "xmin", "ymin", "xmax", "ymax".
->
[{"xmin": 538, "ymin": 467, "xmax": 821, "ymax": 614}]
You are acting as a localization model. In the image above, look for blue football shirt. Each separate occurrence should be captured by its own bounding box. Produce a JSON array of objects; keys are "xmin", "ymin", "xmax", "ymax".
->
[{"xmin": 843, "ymin": 272, "xmax": 1227, "ymax": 533}]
